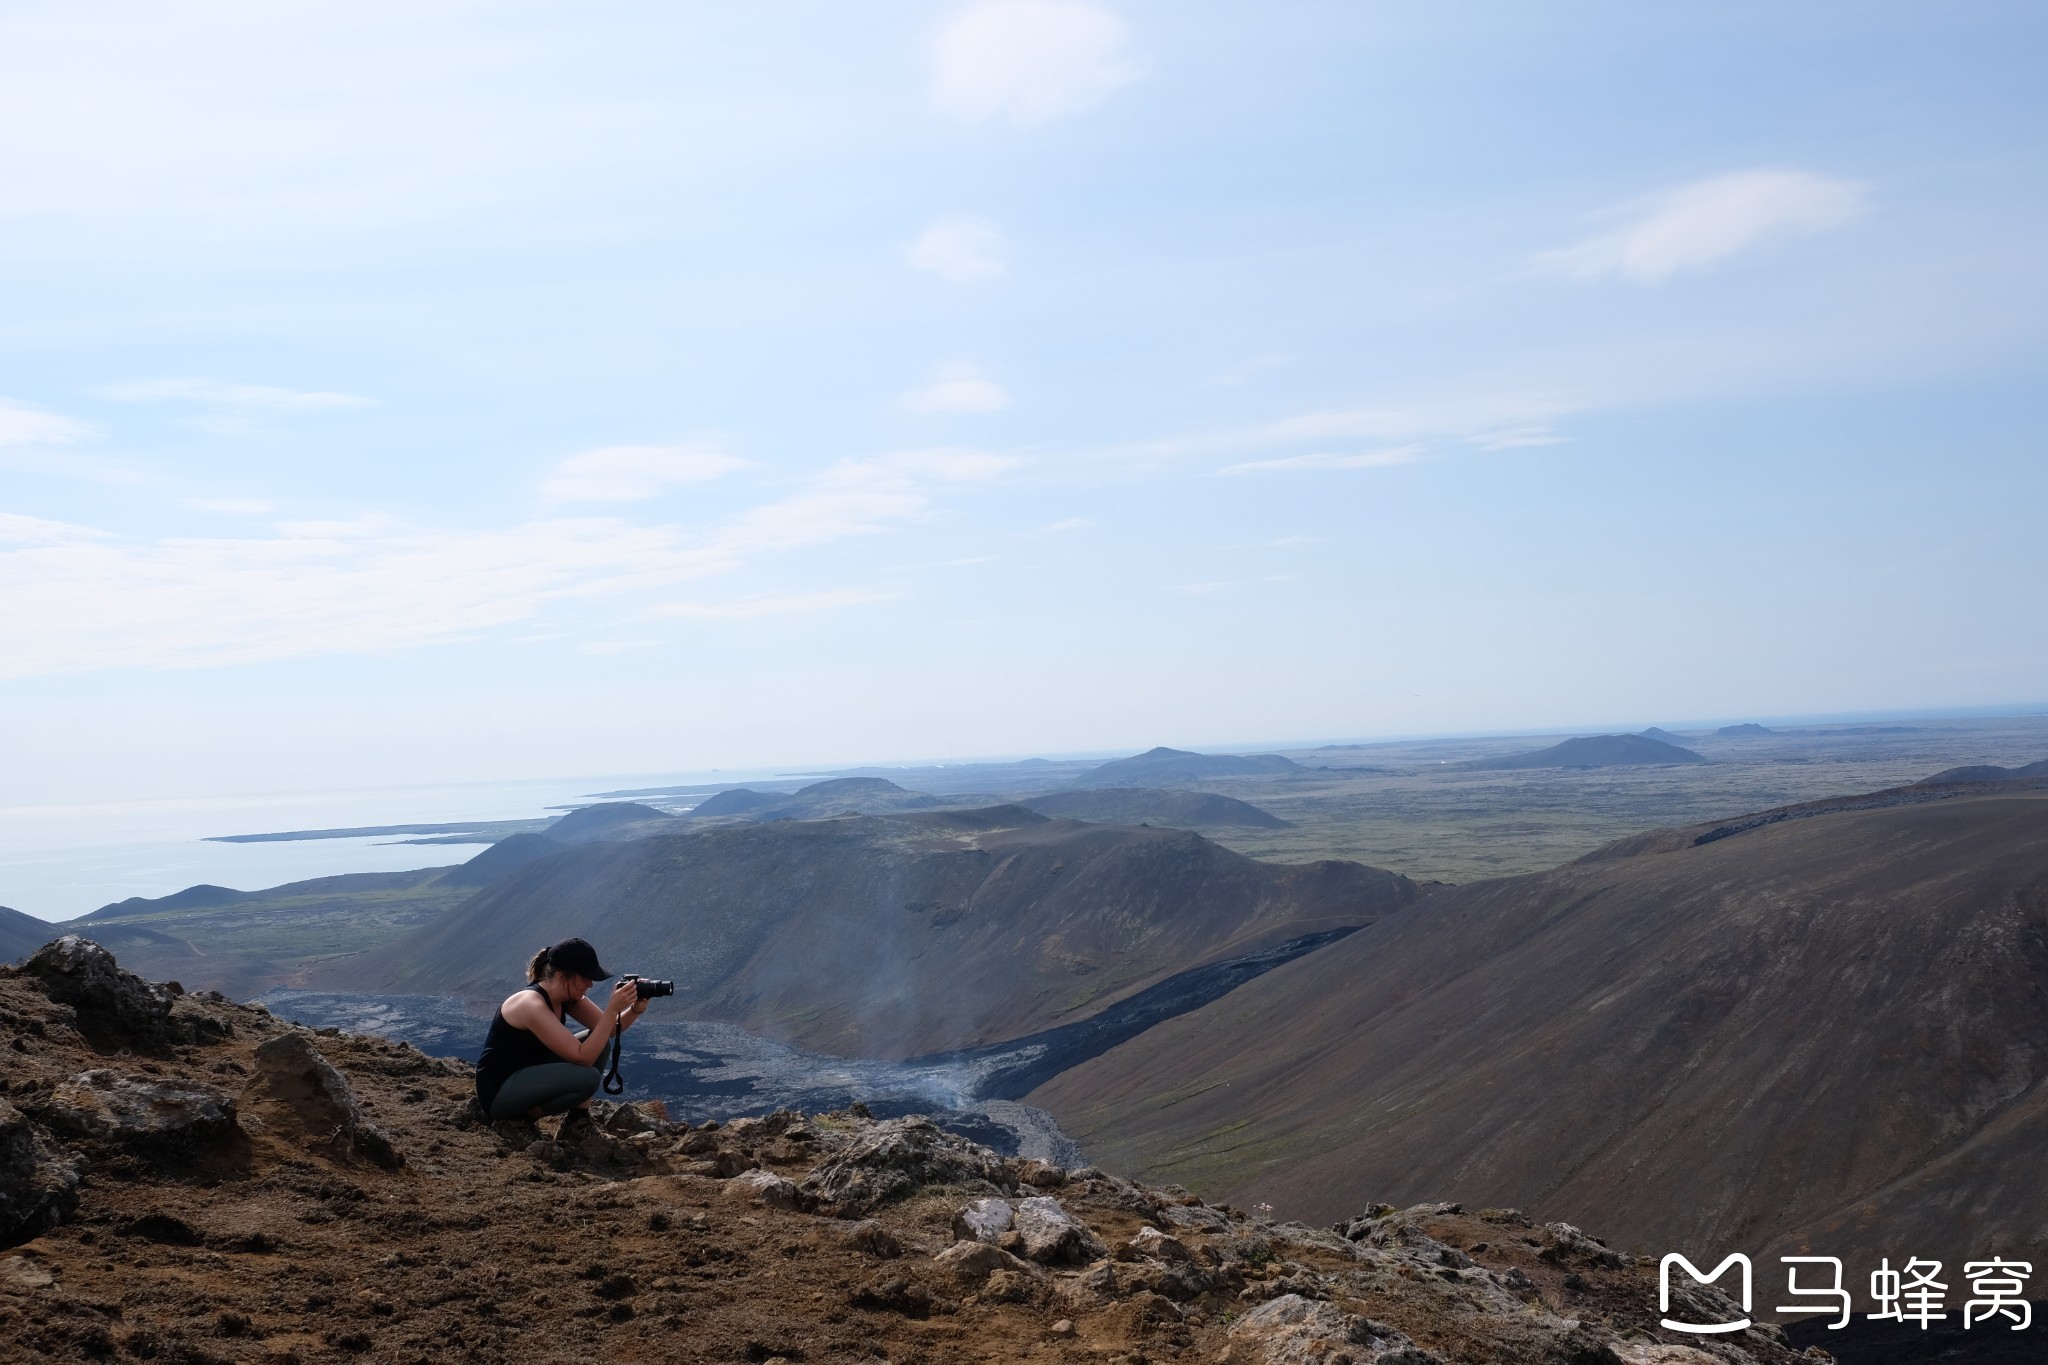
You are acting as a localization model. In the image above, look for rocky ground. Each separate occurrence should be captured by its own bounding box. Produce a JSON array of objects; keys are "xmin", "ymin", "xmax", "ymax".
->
[{"xmin": 2, "ymin": 939, "xmax": 1821, "ymax": 1365}]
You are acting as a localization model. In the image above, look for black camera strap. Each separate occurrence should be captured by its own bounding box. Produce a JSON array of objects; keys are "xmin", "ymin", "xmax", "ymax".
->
[{"xmin": 602, "ymin": 1031, "xmax": 625, "ymax": 1095}]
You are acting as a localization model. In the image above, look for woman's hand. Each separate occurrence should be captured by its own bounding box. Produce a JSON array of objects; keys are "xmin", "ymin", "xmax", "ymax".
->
[{"xmin": 605, "ymin": 981, "xmax": 641, "ymax": 1020}]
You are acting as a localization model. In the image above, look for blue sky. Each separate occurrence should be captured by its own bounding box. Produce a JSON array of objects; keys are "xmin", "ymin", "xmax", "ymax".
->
[{"xmin": 2, "ymin": 0, "xmax": 2044, "ymax": 802}]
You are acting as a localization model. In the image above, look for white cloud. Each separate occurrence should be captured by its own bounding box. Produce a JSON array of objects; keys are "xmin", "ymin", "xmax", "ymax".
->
[
  {"xmin": 100, "ymin": 378, "xmax": 370, "ymax": 413},
  {"xmin": 1544, "ymin": 170, "xmax": 1867, "ymax": 283},
  {"xmin": 931, "ymin": 1, "xmax": 1143, "ymax": 126},
  {"xmin": 0, "ymin": 396, "xmax": 140, "ymax": 482},
  {"xmin": 538, "ymin": 443, "xmax": 749, "ymax": 505},
  {"xmin": 0, "ymin": 5, "xmax": 848, "ymax": 249},
  {"xmin": 183, "ymin": 497, "xmax": 279, "ymax": 516},
  {"xmin": 0, "ymin": 397, "xmax": 94, "ymax": 449},
  {"xmin": 97, "ymin": 377, "xmax": 372, "ymax": 433},
  {"xmin": 0, "ymin": 450, "xmax": 1012, "ymax": 678},
  {"xmin": 1218, "ymin": 446, "xmax": 1427, "ymax": 476},
  {"xmin": 1112, "ymin": 392, "xmax": 1581, "ymax": 467},
  {"xmin": 1250, "ymin": 396, "xmax": 1576, "ymax": 447},
  {"xmin": 1043, "ymin": 517, "xmax": 1095, "ymax": 533},
  {"xmin": 906, "ymin": 216, "xmax": 1008, "ymax": 282},
  {"xmin": 656, "ymin": 589, "xmax": 897, "ymax": 621},
  {"xmin": 902, "ymin": 362, "xmax": 1012, "ymax": 414}
]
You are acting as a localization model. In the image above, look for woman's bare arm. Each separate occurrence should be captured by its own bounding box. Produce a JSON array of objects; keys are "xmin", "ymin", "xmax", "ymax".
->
[{"xmin": 504, "ymin": 987, "xmax": 632, "ymax": 1067}]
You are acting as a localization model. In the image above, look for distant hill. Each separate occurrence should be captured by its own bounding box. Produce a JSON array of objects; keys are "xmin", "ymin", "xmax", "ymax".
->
[
  {"xmin": 543, "ymin": 801, "xmax": 677, "ymax": 844},
  {"xmin": 1032, "ymin": 785, "xmax": 2048, "ymax": 1273},
  {"xmin": 84, "ymin": 884, "xmax": 252, "ymax": 921},
  {"xmin": 1073, "ymin": 747, "xmax": 1304, "ymax": 788},
  {"xmin": 1637, "ymin": 727, "xmax": 1691, "ymax": 745},
  {"xmin": 1460, "ymin": 733, "xmax": 1707, "ymax": 770},
  {"xmin": 321, "ymin": 810, "xmax": 1417, "ymax": 1058},
  {"xmin": 689, "ymin": 788, "xmax": 782, "ymax": 817},
  {"xmin": 1020, "ymin": 788, "xmax": 1291, "ymax": 831},
  {"xmin": 1919, "ymin": 757, "xmax": 2048, "ymax": 785},
  {"xmin": 1713, "ymin": 722, "xmax": 1775, "ymax": 738},
  {"xmin": 810, "ymin": 756, "xmax": 1103, "ymax": 795},
  {"xmin": 437, "ymin": 832, "xmax": 567, "ymax": 887},
  {"xmin": 1, "ymin": 904, "xmax": 55, "ymax": 963},
  {"xmin": 49, "ymin": 867, "xmax": 472, "ymax": 1000},
  {"xmin": 689, "ymin": 777, "xmax": 950, "ymax": 821}
]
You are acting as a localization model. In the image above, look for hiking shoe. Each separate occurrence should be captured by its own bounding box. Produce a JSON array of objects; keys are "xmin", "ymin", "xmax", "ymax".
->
[{"xmin": 491, "ymin": 1118, "xmax": 541, "ymax": 1147}]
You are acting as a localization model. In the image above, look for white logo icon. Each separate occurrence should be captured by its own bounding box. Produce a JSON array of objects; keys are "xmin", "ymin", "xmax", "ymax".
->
[
  {"xmin": 1660, "ymin": 1253, "xmax": 1753, "ymax": 1334},
  {"xmin": 1777, "ymin": 1256, "xmax": 1851, "ymax": 1330}
]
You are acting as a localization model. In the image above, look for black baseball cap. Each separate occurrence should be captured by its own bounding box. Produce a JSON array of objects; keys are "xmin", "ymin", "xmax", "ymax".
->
[{"xmin": 547, "ymin": 937, "xmax": 612, "ymax": 981}]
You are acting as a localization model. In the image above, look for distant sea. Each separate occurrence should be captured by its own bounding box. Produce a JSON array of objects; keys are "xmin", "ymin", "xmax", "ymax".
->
[{"xmin": 0, "ymin": 769, "xmax": 796, "ymax": 925}]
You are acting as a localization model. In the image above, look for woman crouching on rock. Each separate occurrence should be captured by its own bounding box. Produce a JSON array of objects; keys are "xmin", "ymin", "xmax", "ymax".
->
[{"xmin": 474, "ymin": 937, "xmax": 647, "ymax": 1130}]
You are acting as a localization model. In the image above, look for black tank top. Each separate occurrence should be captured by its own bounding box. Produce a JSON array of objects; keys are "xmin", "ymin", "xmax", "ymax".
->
[{"xmin": 474, "ymin": 983, "xmax": 571, "ymax": 1108}]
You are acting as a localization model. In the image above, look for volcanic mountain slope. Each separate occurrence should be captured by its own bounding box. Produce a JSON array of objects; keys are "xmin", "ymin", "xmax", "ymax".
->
[
  {"xmin": 1072, "ymin": 748, "xmax": 1305, "ymax": 788},
  {"xmin": 1921, "ymin": 756, "xmax": 2048, "ymax": 784},
  {"xmin": 1019, "ymin": 788, "xmax": 1291, "ymax": 831},
  {"xmin": 1031, "ymin": 785, "xmax": 2048, "ymax": 1273},
  {"xmin": 321, "ymin": 809, "xmax": 1416, "ymax": 1058},
  {"xmin": 542, "ymin": 801, "xmax": 679, "ymax": 843},
  {"xmin": 1636, "ymin": 727, "xmax": 1692, "ymax": 746},
  {"xmin": 1459, "ymin": 733, "xmax": 1707, "ymax": 769},
  {"xmin": 0, "ymin": 905, "xmax": 51, "ymax": 964},
  {"xmin": 50, "ymin": 869, "xmax": 477, "ymax": 1002},
  {"xmin": 689, "ymin": 777, "xmax": 951, "ymax": 821},
  {"xmin": 0, "ymin": 941, "xmax": 1815, "ymax": 1365}
]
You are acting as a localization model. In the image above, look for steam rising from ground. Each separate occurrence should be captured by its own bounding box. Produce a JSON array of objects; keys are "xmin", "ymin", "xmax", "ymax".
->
[{"xmin": 254, "ymin": 989, "xmax": 1082, "ymax": 1165}]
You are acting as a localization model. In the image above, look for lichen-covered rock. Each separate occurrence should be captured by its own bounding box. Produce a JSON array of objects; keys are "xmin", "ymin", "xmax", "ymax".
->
[
  {"xmin": 933, "ymin": 1239, "xmax": 1034, "ymax": 1281},
  {"xmin": 44, "ymin": 1071, "xmax": 236, "ymax": 1151},
  {"xmin": 800, "ymin": 1116, "xmax": 1012, "ymax": 1214},
  {"xmin": 952, "ymin": 1196, "xmax": 1014, "ymax": 1243},
  {"xmin": 843, "ymin": 1219, "xmax": 903, "ymax": 1258},
  {"xmin": 1013, "ymin": 1195, "xmax": 1105, "ymax": 1265},
  {"xmin": 1541, "ymin": 1219, "xmax": 1629, "ymax": 1269},
  {"xmin": 245, "ymin": 1032, "xmax": 402, "ymax": 1169},
  {"xmin": 1119, "ymin": 1225, "xmax": 1192, "ymax": 1262},
  {"xmin": 21, "ymin": 938, "xmax": 189, "ymax": 1052},
  {"xmin": 728, "ymin": 1169, "xmax": 802, "ymax": 1209},
  {"xmin": 1221, "ymin": 1293, "xmax": 1439, "ymax": 1365},
  {"xmin": 0, "ymin": 1098, "xmax": 81, "ymax": 1248}
]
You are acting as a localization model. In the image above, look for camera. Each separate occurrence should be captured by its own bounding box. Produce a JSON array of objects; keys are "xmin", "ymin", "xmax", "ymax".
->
[{"xmin": 622, "ymin": 974, "xmax": 674, "ymax": 999}]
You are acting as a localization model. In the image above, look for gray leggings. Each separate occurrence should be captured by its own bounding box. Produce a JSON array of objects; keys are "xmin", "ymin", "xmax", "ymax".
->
[{"xmin": 488, "ymin": 1062, "xmax": 600, "ymax": 1120}]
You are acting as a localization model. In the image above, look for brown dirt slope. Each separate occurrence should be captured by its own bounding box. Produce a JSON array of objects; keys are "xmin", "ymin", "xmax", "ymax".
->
[
  {"xmin": 319, "ymin": 813, "xmax": 1417, "ymax": 1058},
  {"xmin": 1030, "ymin": 788, "xmax": 2048, "ymax": 1273},
  {"xmin": 0, "ymin": 941, "xmax": 1809, "ymax": 1365}
]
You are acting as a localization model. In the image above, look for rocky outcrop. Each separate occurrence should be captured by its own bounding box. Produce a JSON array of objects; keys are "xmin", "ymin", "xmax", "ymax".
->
[
  {"xmin": 20, "ymin": 936, "xmax": 194, "ymax": 1052},
  {"xmin": 43, "ymin": 1071, "xmax": 236, "ymax": 1151},
  {"xmin": 1221, "ymin": 1293, "xmax": 1439, "ymax": 1365},
  {"xmin": 245, "ymin": 1031, "xmax": 402, "ymax": 1168},
  {"xmin": 798, "ymin": 1115, "xmax": 1014, "ymax": 1213},
  {"xmin": 1013, "ymin": 1194, "xmax": 1105, "ymax": 1265},
  {"xmin": 0, "ymin": 1099, "xmax": 80, "ymax": 1247},
  {"xmin": 952, "ymin": 1195, "xmax": 1014, "ymax": 1243}
]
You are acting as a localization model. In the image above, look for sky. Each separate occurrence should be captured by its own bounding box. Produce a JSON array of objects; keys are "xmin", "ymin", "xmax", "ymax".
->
[{"xmin": 3, "ymin": 0, "xmax": 2045, "ymax": 805}]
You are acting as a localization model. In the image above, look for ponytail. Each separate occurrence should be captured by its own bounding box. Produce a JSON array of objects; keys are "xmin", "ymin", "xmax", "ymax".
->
[{"xmin": 526, "ymin": 945, "xmax": 552, "ymax": 983}]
